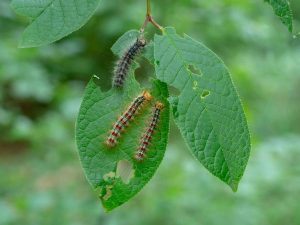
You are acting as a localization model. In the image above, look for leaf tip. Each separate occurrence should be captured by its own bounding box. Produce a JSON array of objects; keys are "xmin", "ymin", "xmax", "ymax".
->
[
  {"xmin": 18, "ymin": 37, "xmax": 41, "ymax": 48},
  {"xmin": 229, "ymin": 180, "xmax": 239, "ymax": 192},
  {"xmin": 18, "ymin": 39, "xmax": 30, "ymax": 48},
  {"xmin": 92, "ymin": 75, "xmax": 100, "ymax": 80}
]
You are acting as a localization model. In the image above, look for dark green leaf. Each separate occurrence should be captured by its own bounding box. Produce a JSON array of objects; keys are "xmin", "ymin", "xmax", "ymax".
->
[{"xmin": 264, "ymin": 0, "xmax": 293, "ymax": 32}]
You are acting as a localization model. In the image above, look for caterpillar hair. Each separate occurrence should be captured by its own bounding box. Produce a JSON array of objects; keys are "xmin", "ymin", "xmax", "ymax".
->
[
  {"xmin": 113, "ymin": 37, "xmax": 147, "ymax": 88},
  {"xmin": 134, "ymin": 102, "xmax": 164, "ymax": 161},
  {"xmin": 106, "ymin": 91, "xmax": 152, "ymax": 147}
]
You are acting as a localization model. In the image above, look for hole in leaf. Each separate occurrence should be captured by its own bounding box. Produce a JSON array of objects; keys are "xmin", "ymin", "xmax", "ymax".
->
[
  {"xmin": 155, "ymin": 60, "xmax": 160, "ymax": 66},
  {"xmin": 99, "ymin": 172, "xmax": 116, "ymax": 201},
  {"xmin": 201, "ymin": 90, "xmax": 210, "ymax": 99},
  {"xmin": 116, "ymin": 160, "xmax": 135, "ymax": 184},
  {"xmin": 135, "ymin": 57, "xmax": 155, "ymax": 85},
  {"xmin": 168, "ymin": 96, "xmax": 179, "ymax": 118},
  {"xmin": 192, "ymin": 80, "xmax": 198, "ymax": 91},
  {"xmin": 102, "ymin": 185, "xmax": 113, "ymax": 201},
  {"xmin": 188, "ymin": 64, "xmax": 202, "ymax": 76}
]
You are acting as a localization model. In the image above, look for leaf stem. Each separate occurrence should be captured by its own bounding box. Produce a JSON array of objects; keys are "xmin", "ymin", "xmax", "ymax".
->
[
  {"xmin": 147, "ymin": 0, "xmax": 151, "ymax": 15},
  {"xmin": 140, "ymin": 0, "xmax": 163, "ymax": 33}
]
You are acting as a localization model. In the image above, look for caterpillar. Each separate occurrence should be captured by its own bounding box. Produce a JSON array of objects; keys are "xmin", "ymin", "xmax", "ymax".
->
[
  {"xmin": 134, "ymin": 102, "xmax": 164, "ymax": 161},
  {"xmin": 113, "ymin": 37, "xmax": 147, "ymax": 88},
  {"xmin": 106, "ymin": 91, "xmax": 152, "ymax": 147}
]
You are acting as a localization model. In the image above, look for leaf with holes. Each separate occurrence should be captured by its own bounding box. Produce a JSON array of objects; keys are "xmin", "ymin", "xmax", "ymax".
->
[
  {"xmin": 154, "ymin": 27, "xmax": 251, "ymax": 191},
  {"xmin": 264, "ymin": 0, "xmax": 293, "ymax": 32},
  {"xmin": 76, "ymin": 31, "xmax": 170, "ymax": 211},
  {"xmin": 11, "ymin": 0, "xmax": 101, "ymax": 48}
]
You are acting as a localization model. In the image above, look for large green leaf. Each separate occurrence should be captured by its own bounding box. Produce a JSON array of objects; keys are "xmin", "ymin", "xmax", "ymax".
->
[
  {"xmin": 11, "ymin": 0, "xmax": 101, "ymax": 47},
  {"xmin": 264, "ymin": 0, "xmax": 293, "ymax": 32},
  {"xmin": 154, "ymin": 27, "xmax": 251, "ymax": 191},
  {"xmin": 76, "ymin": 31, "xmax": 170, "ymax": 211}
]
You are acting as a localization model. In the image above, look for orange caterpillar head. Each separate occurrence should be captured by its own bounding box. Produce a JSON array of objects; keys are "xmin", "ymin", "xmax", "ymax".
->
[
  {"xmin": 155, "ymin": 102, "xmax": 164, "ymax": 110},
  {"xmin": 142, "ymin": 91, "xmax": 152, "ymax": 101}
]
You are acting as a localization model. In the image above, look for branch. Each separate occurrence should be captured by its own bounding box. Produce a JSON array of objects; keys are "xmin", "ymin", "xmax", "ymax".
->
[{"xmin": 140, "ymin": 0, "xmax": 163, "ymax": 33}]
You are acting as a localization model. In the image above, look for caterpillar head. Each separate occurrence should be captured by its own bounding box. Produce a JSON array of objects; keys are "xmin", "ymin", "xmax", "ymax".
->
[
  {"xmin": 142, "ymin": 91, "xmax": 152, "ymax": 101},
  {"xmin": 137, "ymin": 37, "xmax": 147, "ymax": 47},
  {"xmin": 155, "ymin": 102, "xmax": 164, "ymax": 110}
]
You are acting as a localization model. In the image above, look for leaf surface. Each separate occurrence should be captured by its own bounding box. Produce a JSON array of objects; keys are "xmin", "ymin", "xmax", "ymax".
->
[
  {"xmin": 76, "ymin": 31, "xmax": 170, "ymax": 211},
  {"xmin": 11, "ymin": 0, "xmax": 101, "ymax": 47},
  {"xmin": 154, "ymin": 27, "xmax": 251, "ymax": 191}
]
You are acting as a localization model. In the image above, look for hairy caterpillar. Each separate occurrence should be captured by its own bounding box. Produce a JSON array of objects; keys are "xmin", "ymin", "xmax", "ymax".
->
[
  {"xmin": 106, "ymin": 91, "xmax": 152, "ymax": 147},
  {"xmin": 113, "ymin": 37, "xmax": 147, "ymax": 87},
  {"xmin": 134, "ymin": 102, "xmax": 164, "ymax": 161}
]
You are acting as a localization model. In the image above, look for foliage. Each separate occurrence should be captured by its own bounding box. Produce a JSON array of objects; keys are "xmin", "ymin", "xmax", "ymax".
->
[
  {"xmin": 11, "ymin": 0, "xmax": 296, "ymax": 48},
  {"xmin": 75, "ymin": 30, "xmax": 170, "ymax": 210},
  {"xmin": 76, "ymin": 23, "xmax": 251, "ymax": 207},
  {"xmin": 10, "ymin": 0, "xmax": 101, "ymax": 47},
  {"xmin": 1, "ymin": 0, "xmax": 300, "ymax": 223},
  {"xmin": 264, "ymin": 0, "xmax": 293, "ymax": 32},
  {"xmin": 154, "ymin": 27, "xmax": 250, "ymax": 191},
  {"xmin": 76, "ymin": 76, "xmax": 169, "ymax": 211}
]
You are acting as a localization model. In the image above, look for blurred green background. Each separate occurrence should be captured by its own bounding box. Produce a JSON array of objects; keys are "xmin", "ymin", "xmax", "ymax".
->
[{"xmin": 1, "ymin": 0, "xmax": 300, "ymax": 224}]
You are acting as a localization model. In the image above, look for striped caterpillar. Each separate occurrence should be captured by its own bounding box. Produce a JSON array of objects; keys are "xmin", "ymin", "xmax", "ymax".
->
[
  {"xmin": 134, "ymin": 102, "xmax": 164, "ymax": 161},
  {"xmin": 113, "ymin": 37, "xmax": 147, "ymax": 88},
  {"xmin": 106, "ymin": 91, "xmax": 152, "ymax": 147}
]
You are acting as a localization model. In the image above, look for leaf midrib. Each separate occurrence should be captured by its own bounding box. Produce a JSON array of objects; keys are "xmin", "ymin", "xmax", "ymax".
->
[{"xmin": 30, "ymin": 0, "xmax": 55, "ymax": 21}]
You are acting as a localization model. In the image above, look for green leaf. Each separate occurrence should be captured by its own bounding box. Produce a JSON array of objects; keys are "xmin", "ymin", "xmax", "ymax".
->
[
  {"xmin": 111, "ymin": 30, "xmax": 140, "ymax": 56},
  {"xmin": 111, "ymin": 29, "xmax": 154, "ymax": 64},
  {"xmin": 11, "ymin": 0, "xmax": 101, "ymax": 48},
  {"xmin": 76, "ymin": 31, "xmax": 170, "ymax": 211},
  {"xmin": 76, "ymin": 76, "xmax": 169, "ymax": 211},
  {"xmin": 154, "ymin": 27, "xmax": 251, "ymax": 191},
  {"xmin": 264, "ymin": 0, "xmax": 293, "ymax": 32}
]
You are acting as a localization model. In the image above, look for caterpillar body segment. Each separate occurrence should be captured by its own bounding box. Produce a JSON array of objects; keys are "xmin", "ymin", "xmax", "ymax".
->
[
  {"xmin": 134, "ymin": 102, "xmax": 164, "ymax": 161},
  {"xmin": 106, "ymin": 91, "xmax": 152, "ymax": 147},
  {"xmin": 113, "ymin": 37, "xmax": 147, "ymax": 88}
]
